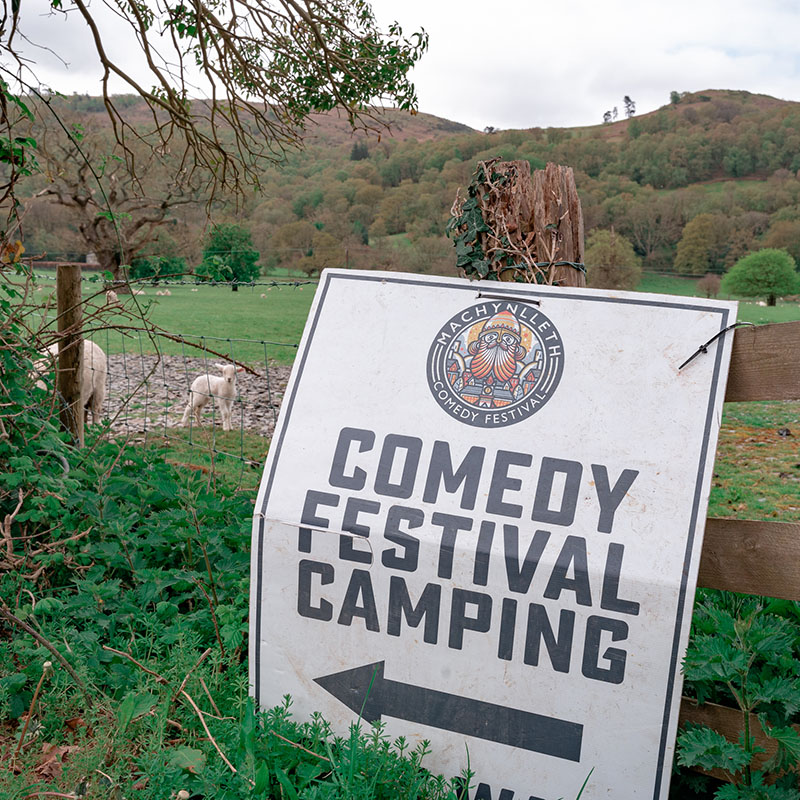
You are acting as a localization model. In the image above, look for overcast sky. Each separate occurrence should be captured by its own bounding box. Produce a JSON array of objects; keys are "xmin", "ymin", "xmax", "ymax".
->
[{"xmin": 10, "ymin": 0, "xmax": 800, "ymax": 131}]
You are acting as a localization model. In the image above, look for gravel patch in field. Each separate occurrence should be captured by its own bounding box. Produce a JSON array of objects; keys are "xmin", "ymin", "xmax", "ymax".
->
[{"xmin": 102, "ymin": 354, "xmax": 292, "ymax": 437}]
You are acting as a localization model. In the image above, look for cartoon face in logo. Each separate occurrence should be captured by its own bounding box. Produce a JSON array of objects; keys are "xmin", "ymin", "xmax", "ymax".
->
[{"xmin": 427, "ymin": 301, "xmax": 564, "ymax": 428}]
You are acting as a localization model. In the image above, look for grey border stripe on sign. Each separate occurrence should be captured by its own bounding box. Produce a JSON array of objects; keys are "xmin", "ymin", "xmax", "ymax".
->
[{"xmin": 254, "ymin": 273, "xmax": 729, "ymax": 798}]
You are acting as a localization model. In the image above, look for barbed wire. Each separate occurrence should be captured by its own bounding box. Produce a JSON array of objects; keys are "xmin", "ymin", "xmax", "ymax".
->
[
  {"xmin": 74, "ymin": 328, "xmax": 295, "ymax": 486},
  {"xmin": 28, "ymin": 274, "xmax": 318, "ymax": 287}
]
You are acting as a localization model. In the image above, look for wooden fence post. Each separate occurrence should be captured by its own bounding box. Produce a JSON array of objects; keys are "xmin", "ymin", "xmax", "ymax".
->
[
  {"xmin": 458, "ymin": 160, "xmax": 586, "ymax": 287},
  {"xmin": 532, "ymin": 162, "xmax": 585, "ymax": 288},
  {"xmin": 56, "ymin": 263, "xmax": 84, "ymax": 447}
]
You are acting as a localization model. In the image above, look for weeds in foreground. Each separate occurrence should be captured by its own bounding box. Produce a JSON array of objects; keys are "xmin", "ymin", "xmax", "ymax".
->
[
  {"xmin": 0, "ymin": 270, "xmax": 472, "ymax": 797},
  {"xmin": 0, "ymin": 428, "xmax": 472, "ymax": 798}
]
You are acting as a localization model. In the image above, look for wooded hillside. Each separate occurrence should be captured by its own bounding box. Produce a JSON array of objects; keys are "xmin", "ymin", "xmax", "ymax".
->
[{"xmin": 17, "ymin": 89, "xmax": 800, "ymax": 281}]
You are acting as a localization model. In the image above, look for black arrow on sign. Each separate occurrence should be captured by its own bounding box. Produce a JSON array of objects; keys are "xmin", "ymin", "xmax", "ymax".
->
[{"xmin": 314, "ymin": 660, "xmax": 583, "ymax": 763}]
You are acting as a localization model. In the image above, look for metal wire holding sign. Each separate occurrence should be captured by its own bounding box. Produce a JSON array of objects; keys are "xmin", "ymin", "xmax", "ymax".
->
[
  {"xmin": 475, "ymin": 291, "xmax": 542, "ymax": 305},
  {"xmin": 678, "ymin": 322, "xmax": 755, "ymax": 370}
]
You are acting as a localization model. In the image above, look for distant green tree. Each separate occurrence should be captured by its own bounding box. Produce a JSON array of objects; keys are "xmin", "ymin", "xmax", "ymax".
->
[
  {"xmin": 723, "ymin": 146, "xmax": 754, "ymax": 177},
  {"xmin": 623, "ymin": 95, "xmax": 636, "ymax": 118},
  {"xmin": 721, "ymin": 248, "xmax": 799, "ymax": 305},
  {"xmin": 352, "ymin": 220, "xmax": 369, "ymax": 245},
  {"xmin": 585, "ymin": 228, "xmax": 642, "ymax": 290},
  {"xmin": 297, "ymin": 231, "xmax": 345, "ymax": 277},
  {"xmin": 129, "ymin": 254, "xmax": 188, "ymax": 283},
  {"xmin": 292, "ymin": 188, "xmax": 325, "ymax": 219},
  {"xmin": 349, "ymin": 141, "xmax": 370, "ymax": 161},
  {"xmin": 196, "ymin": 224, "xmax": 260, "ymax": 290},
  {"xmin": 762, "ymin": 219, "xmax": 800, "ymax": 264},
  {"xmin": 697, "ymin": 273, "xmax": 721, "ymax": 298},
  {"xmin": 674, "ymin": 214, "xmax": 730, "ymax": 275},
  {"xmin": 670, "ymin": 91, "xmax": 681, "ymax": 105}
]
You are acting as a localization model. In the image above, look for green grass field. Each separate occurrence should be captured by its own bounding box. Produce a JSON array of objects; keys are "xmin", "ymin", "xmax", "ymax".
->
[
  {"xmin": 710, "ymin": 401, "xmax": 800, "ymax": 522},
  {"xmin": 636, "ymin": 271, "xmax": 800, "ymax": 323},
  {"xmin": 29, "ymin": 276, "xmax": 315, "ymax": 364},
  {"xmin": 24, "ymin": 268, "xmax": 800, "ymax": 366}
]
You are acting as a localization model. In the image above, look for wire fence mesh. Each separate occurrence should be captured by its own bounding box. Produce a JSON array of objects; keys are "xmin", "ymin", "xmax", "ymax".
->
[
  {"xmin": 76, "ymin": 327, "xmax": 297, "ymax": 486},
  {"xmin": 19, "ymin": 272, "xmax": 308, "ymax": 488}
]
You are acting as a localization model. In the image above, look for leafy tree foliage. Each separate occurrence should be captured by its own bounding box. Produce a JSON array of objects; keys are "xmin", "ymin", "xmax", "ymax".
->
[
  {"xmin": 129, "ymin": 254, "xmax": 189, "ymax": 282},
  {"xmin": 624, "ymin": 95, "xmax": 636, "ymax": 118},
  {"xmin": 623, "ymin": 190, "xmax": 685, "ymax": 268},
  {"xmin": 762, "ymin": 219, "xmax": 800, "ymax": 264},
  {"xmin": 674, "ymin": 214, "xmax": 730, "ymax": 275},
  {"xmin": 723, "ymin": 146, "xmax": 754, "ymax": 177},
  {"xmin": 721, "ymin": 248, "xmax": 799, "ymax": 305},
  {"xmin": 697, "ymin": 272, "xmax": 722, "ymax": 298},
  {"xmin": 350, "ymin": 141, "xmax": 370, "ymax": 161},
  {"xmin": 196, "ymin": 224, "xmax": 260, "ymax": 289},
  {"xmin": 272, "ymin": 221, "xmax": 316, "ymax": 264},
  {"xmin": 297, "ymin": 231, "xmax": 345, "ymax": 276},
  {"xmin": 584, "ymin": 228, "xmax": 642, "ymax": 290},
  {"xmin": 2, "ymin": 0, "xmax": 428, "ymax": 197},
  {"xmin": 627, "ymin": 117, "xmax": 642, "ymax": 139},
  {"xmin": 29, "ymin": 125, "xmax": 199, "ymax": 286},
  {"xmin": 353, "ymin": 220, "xmax": 370, "ymax": 245}
]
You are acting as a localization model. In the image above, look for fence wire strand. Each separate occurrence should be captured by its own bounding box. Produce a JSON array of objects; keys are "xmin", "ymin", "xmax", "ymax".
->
[{"xmin": 72, "ymin": 328, "xmax": 293, "ymax": 488}]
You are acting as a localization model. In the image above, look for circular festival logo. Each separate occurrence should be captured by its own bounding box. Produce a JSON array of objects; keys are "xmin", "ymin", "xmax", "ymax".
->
[{"xmin": 427, "ymin": 301, "xmax": 564, "ymax": 428}]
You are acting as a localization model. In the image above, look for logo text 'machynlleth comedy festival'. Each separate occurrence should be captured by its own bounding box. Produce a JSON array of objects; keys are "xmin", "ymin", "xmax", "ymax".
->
[{"xmin": 427, "ymin": 301, "xmax": 564, "ymax": 428}]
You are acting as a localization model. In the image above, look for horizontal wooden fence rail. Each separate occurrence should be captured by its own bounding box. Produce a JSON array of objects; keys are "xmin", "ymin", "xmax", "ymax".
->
[
  {"xmin": 725, "ymin": 319, "xmax": 800, "ymax": 402},
  {"xmin": 681, "ymin": 320, "xmax": 800, "ymax": 783},
  {"xmin": 698, "ymin": 518, "xmax": 800, "ymax": 600}
]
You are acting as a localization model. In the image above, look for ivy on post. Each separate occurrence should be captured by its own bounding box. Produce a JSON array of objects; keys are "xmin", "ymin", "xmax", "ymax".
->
[{"xmin": 447, "ymin": 159, "xmax": 585, "ymax": 287}]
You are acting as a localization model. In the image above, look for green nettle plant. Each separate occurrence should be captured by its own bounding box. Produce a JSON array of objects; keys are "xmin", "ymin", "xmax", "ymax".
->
[
  {"xmin": 678, "ymin": 590, "xmax": 800, "ymax": 799},
  {"xmin": 0, "ymin": 268, "xmax": 477, "ymax": 798}
]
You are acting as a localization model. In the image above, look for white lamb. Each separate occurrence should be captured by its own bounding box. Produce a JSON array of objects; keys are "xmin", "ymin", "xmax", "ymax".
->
[
  {"xmin": 106, "ymin": 289, "xmax": 119, "ymax": 305},
  {"xmin": 33, "ymin": 339, "xmax": 107, "ymax": 424},
  {"xmin": 181, "ymin": 363, "xmax": 243, "ymax": 431}
]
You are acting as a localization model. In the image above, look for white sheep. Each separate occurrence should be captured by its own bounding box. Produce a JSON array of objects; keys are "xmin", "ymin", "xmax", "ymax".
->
[
  {"xmin": 260, "ymin": 293, "xmax": 266, "ymax": 298},
  {"xmin": 33, "ymin": 339, "xmax": 107, "ymax": 424},
  {"xmin": 156, "ymin": 290, "xmax": 164, "ymax": 296},
  {"xmin": 180, "ymin": 363, "xmax": 243, "ymax": 431},
  {"xmin": 106, "ymin": 289, "xmax": 119, "ymax": 305},
  {"xmin": 191, "ymin": 288, "xmax": 199, "ymax": 293},
  {"xmin": 163, "ymin": 289, "xmax": 172, "ymax": 296}
]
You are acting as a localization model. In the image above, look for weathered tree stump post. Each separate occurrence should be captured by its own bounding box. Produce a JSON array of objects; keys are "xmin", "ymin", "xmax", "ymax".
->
[
  {"xmin": 448, "ymin": 159, "xmax": 585, "ymax": 287},
  {"xmin": 56, "ymin": 263, "xmax": 84, "ymax": 447},
  {"xmin": 529, "ymin": 162, "xmax": 585, "ymax": 287}
]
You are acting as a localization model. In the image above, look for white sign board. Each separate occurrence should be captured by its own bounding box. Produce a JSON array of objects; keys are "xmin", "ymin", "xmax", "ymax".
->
[{"xmin": 250, "ymin": 270, "xmax": 736, "ymax": 800}]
